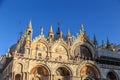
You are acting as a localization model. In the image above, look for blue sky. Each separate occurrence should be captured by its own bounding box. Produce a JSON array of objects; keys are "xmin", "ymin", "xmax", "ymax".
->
[{"xmin": 0, "ymin": 0, "xmax": 120, "ymax": 55}]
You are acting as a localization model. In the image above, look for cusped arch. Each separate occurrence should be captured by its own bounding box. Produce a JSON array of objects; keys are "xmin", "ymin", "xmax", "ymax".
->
[{"xmin": 71, "ymin": 42, "xmax": 95, "ymax": 60}]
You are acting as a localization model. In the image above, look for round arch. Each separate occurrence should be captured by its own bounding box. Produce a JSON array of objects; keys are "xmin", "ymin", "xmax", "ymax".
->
[
  {"xmin": 54, "ymin": 65, "xmax": 73, "ymax": 80},
  {"xmin": 78, "ymin": 63, "xmax": 100, "ymax": 80},
  {"xmin": 51, "ymin": 41, "xmax": 70, "ymax": 60},
  {"xmin": 71, "ymin": 42, "xmax": 95, "ymax": 59},
  {"xmin": 106, "ymin": 70, "xmax": 119, "ymax": 80},
  {"xmin": 15, "ymin": 74, "xmax": 22, "ymax": 80},
  {"xmin": 13, "ymin": 63, "xmax": 23, "ymax": 73},
  {"xmin": 51, "ymin": 40, "xmax": 69, "ymax": 54},
  {"xmin": 53, "ymin": 65, "xmax": 73, "ymax": 76},
  {"xmin": 30, "ymin": 64, "xmax": 51, "ymax": 80},
  {"xmin": 31, "ymin": 41, "xmax": 49, "ymax": 59},
  {"xmin": 31, "ymin": 37, "xmax": 49, "ymax": 51}
]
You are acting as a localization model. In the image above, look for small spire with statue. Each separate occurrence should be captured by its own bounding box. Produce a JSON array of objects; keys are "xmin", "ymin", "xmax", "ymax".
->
[
  {"xmin": 80, "ymin": 24, "xmax": 87, "ymax": 42},
  {"xmin": 48, "ymin": 25, "xmax": 54, "ymax": 41},
  {"xmin": 40, "ymin": 26, "xmax": 44, "ymax": 37}
]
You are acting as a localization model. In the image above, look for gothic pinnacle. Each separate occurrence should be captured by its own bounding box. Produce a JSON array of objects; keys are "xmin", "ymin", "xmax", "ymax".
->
[
  {"xmin": 40, "ymin": 26, "xmax": 44, "ymax": 35},
  {"xmin": 93, "ymin": 33, "xmax": 98, "ymax": 47},
  {"xmin": 49, "ymin": 25, "xmax": 53, "ymax": 33},
  {"xmin": 81, "ymin": 24, "xmax": 84, "ymax": 31},
  {"xmin": 67, "ymin": 29, "xmax": 71, "ymax": 38},
  {"xmin": 28, "ymin": 20, "xmax": 32, "ymax": 29}
]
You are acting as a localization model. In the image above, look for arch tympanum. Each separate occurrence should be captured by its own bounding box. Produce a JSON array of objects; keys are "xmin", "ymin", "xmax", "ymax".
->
[
  {"xmin": 15, "ymin": 74, "xmax": 22, "ymax": 80},
  {"xmin": 74, "ymin": 45, "xmax": 93, "ymax": 60},
  {"xmin": 30, "ymin": 65, "xmax": 50, "ymax": 80},
  {"xmin": 80, "ymin": 64, "xmax": 100, "ymax": 80},
  {"xmin": 55, "ymin": 67, "xmax": 71, "ymax": 80}
]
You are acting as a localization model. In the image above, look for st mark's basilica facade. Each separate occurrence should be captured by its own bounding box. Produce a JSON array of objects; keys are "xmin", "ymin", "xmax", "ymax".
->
[{"xmin": 0, "ymin": 21, "xmax": 120, "ymax": 80}]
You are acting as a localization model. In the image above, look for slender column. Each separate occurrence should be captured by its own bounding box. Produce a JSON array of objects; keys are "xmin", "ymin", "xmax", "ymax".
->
[
  {"xmin": 22, "ymin": 72, "xmax": 25, "ymax": 80},
  {"xmin": 23, "ymin": 72, "xmax": 27, "ymax": 80},
  {"xmin": 21, "ymin": 73, "xmax": 23, "ymax": 80},
  {"xmin": 52, "ymin": 74, "xmax": 54, "ymax": 80},
  {"xmin": 12, "ymin": 72, "xmax": 15, "ymax": 80},
  {"xmin": 27, "ymin": 72, "xmax": 30, "ymax": 80},
  {"xmin": 50, "ymin": 74, "xmax": 53, "ymax": 80}
]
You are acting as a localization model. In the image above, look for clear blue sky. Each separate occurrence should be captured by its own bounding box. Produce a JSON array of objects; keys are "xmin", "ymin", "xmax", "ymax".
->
[{"xmin": 0, "ymin": 0, "xmax": 120, "ymax": 55}]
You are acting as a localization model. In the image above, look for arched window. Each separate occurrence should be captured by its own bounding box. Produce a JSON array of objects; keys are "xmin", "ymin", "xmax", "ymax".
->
[
  {"xmin": 38, "ymin": 53, "xmax": 42, "ymax": 59},
  {"xmin": 55, "ymin": 67, "xmax": 71, "ymax": 80},
  {"xmin": 107, "ymin": 71, "xmax": 118, "ymax": 80},
  {"xmin": 15, "ymin": 74, "xmax": 21, "ymax": 80}
]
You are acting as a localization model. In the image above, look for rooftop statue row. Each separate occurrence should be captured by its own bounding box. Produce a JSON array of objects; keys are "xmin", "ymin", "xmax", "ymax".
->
[
  {"xmin": 5, "ymin": 21, "xmax": 120, "ymax": 54},
  {"xmin": 1, "ymin": 21, "xmax": 120, "ymax": 70},
  {"xmin": 1, "ymin": 21, "xmax": 120, "ymax": 59}
]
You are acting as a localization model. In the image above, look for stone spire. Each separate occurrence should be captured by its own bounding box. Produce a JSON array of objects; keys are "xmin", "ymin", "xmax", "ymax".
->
[
  {"xmin": 102, "ymin": 40, "xmax": 104, "ymax": 48},
  {"xmin": 81, "ymin": 24, "xmax": 84, "ymax": 31},
  {"xmin": 15, "ymin": 20, "xmax": 33, "ymax": 54},
  {"xmin": 67, "ymin": 29, "xmax": 71, "ymax": 37},
  {"xmin": 26, "ymin": 20, "xmax": 33, "ymax": 40},
  {"xmin": 60, "ymin": 31, "xmax": 62, "ymax": 39},
  {"xmin": 56, "ymin": 26, "xmax": 61, "ymax": 35},
  {"xmin": 49, "ymin": 25, "xmax": 53, "ymax": 33},
  {"xmin": 40, "ymin": 26, "xmax": 44, "ymax": 36},
  {"xmin": 55, "ymin": 23, "xmax": 61, "ymax": 40},
  {"xmin": 80, "ymin": 24, "xmax": 87, "ymax": 42},
  {"xmin": 56, "ymin": 22, "xmax": 61, "ymax": 35},
  {"xmin": 24, "ymin": 20, "xmax": 33, "ymax": 55},
  {"xmin": 48, "ymin": 25, "xmax": 54, "ymax": 40},
  {"xmin": 80, "ymin": 24, "xmax": 85, "ymax": 35},
  {"xmin": 106, "ymin": 37, "xmax": 110, "ymax": 48},
  {"xmin": 67, "ymin": 29, "xmax": 71, "ymax": 41},
  {"xmin": 27, "ymin": 20, "xmax": 32, "ymax": 29},
  {"xmin": 93, "ymin": 33, "xmax": 98, "ymax": 48},
  {"xmin": 107, "ymin": 37, "xmax": 110, "ymax": 45}
]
